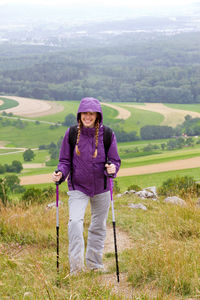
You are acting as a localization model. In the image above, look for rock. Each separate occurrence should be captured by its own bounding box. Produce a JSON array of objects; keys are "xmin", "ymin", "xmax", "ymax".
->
[
  {"xmin": 135, "ymin": 190, "xmax": 154, "ymax": 198},
  {"xmin": 116, "ymin": 190, "xmax": 136, "ymax": 197},
  {"xmin": 164, "ymin": 196, "xmax": 186, "ymax": 206},
  {"xmin": 145, "ymin": 186, "xmax": 157, "ymax": 197},
  {"xmin": 123, "ymin": 191, "xmax": 131, "ymax": 195},
  {"xmin": 116, "ymin": 194, "xmax": 122, "ymax": 198},
  {"xmin": 128, "ymin": 190, "xmax": 136, "ymax": 194},
  {"xmin": 123, "ymin": 190, "xmax": 135, "ymax": 195},
  {"xmin": 128, "ymin": 203, "xmax": 147, "ymax": 210},
  {"xmin": 116, "ymin": 186, "xmax": 158, "ymax": 201}
]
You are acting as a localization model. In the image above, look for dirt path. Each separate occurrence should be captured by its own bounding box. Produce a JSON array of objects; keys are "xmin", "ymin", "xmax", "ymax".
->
[
  {"xmin": 102, "ymin": 226, "xmax": 134, "ymax": 299},
  {"xmin": 118, "ymin": 156, "xmax": 200, "ymax": 176},
  {"xmin": 104, "ymin": 226, "xmax": 132, "ymax": 254},
  {"xmin": 102, "ymin": 103, "xmax": 131, "ymax": 120},
  {"xmin": 0, "ymin": 100, "xmax": 3, "ymax": 105},
  {"xmin": 1, "ymin": 96, "xmax": 64, "ymax": 117},
  {"xmin": 19, "ymin": 156, "xmax": 200, "ymax": 185},
  {"xmin": 125, "ymin": 103, "xmax": 200, "ymax": 127},
  {"xmin": 23, "ymin": 163, "xmax": 45, "ymax": 169}
]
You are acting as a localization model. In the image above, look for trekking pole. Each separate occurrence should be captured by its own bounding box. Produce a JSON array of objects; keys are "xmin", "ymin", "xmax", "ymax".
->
[
  {"xmin": 55, "ymin": 170, "xmax": 60, "ymax": 285},
  {"xmin": 108, "ymin": 162, "xmax": 120, "ymax": 283}
]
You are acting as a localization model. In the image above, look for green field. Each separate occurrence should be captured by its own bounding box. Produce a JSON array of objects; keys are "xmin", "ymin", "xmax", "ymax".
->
[
  {"xmin": 0, "ymin": 97, "xmax": 19, "ymax": 110},
  {"xmin": 166, "ymin": 103, "xmax": 200, "ymax": 113},
  {"xmin": 0, "ymin": 100, "xmax": 165, "ymax": 148},
  {"xmin": 120, "ymin": 146, "xmax": 200, "ymax": 168},
  {"xmin": 117, "ymin": 167, "xmax": 200, "ymax": 191},
  {"xmin": 1, "ymin": 99, "xmax": 200, "ymax": 190},
  {"xmin": 117, "ymin": 103, "xmax": 164, "ymax": 133}
]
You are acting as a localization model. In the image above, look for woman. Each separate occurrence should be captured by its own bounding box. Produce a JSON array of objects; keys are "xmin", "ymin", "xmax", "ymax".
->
[{"xmin": 52, "ymin": 97, "xmax": 121, "ymax": 274}]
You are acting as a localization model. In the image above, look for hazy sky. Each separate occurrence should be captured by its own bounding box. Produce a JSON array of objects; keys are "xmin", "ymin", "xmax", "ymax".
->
[{"xmin": 0, "ymin": 0, "xmax": 196, "ymax": 6}]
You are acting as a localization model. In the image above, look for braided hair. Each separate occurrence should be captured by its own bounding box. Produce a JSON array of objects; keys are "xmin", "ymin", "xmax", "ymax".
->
[
  {"xmin": 75, "ymin": 119, "xmax": 82, "ymax": 156},
  {"xmin": 93, "ymin": 119, "xmax": 100, "ymax": 158}
]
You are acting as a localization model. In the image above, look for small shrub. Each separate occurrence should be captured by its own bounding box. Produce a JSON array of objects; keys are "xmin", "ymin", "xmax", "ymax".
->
[
  {"xmin": 157, "ymin": 176, "xmax": 200, "ymax": 199},
  {"xmin": 0, "ymin": 178, "xmax": 9, "ymax": 206},
  {"xmin": 0, "ymin": 164, "xmax": 6, "ymax": 174},
  {"xmin": 42, "ymin": 186, "xmax": 54, "ymax": 199},
  {"xmin": 21, "ymin": 186, "xmax": 54, "ymax": 206},
  {"xmin": 21, "ymin": 188, "xmax": 42, "ymax": 205},
  {"xmin": 127, "ymin": 184, "xmax": 141, "ymax": 191},
  {"xmin": 62, "ymin": 113, "xmax": 76, "ymax": 126},
  {"xmin": 5, "ymin": 175, "xmax": 20, "ymax": 192}
]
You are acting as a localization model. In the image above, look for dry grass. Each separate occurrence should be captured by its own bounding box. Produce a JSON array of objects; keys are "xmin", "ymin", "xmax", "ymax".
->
[{"xmin": 1, "ymin": 193, "xmax": 200, "ymax": 299}]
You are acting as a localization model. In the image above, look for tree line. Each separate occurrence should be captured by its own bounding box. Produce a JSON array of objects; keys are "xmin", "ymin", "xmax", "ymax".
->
[{"xmin": 0, "ymin": 32, "xmax": 200, "ymax": 103}]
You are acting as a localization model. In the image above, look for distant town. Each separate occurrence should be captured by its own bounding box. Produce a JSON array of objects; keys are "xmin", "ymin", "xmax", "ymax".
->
[{"xmin": 0, "ymin": 2, "xmax": 200, "ymax": 46}]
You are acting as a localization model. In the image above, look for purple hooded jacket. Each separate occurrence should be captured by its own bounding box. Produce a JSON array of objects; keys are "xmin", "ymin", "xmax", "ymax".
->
[{"xmin": 57, "ymin": 97, "xmax": 121, "ymax": 197}]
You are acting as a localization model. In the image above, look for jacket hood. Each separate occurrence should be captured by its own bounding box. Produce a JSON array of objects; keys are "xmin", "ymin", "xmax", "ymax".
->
[{"xmin": 77, "ymin": 97, "xmax": 103, "ymax": 124}]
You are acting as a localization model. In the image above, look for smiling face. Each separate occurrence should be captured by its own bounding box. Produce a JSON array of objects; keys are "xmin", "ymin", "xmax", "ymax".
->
[{"xmin": 81, "ymin": 111, "xmax": 97, "ymax": 128}]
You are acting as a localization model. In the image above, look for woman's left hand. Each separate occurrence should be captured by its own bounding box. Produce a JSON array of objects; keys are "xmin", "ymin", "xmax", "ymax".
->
[{"xmin": 105, "ymin": 163, "xmax": 116, "ymax": 175}]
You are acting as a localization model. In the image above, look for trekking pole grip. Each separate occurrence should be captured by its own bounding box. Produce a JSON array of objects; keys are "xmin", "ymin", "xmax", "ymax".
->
[
  {"xmin": 107, "ymin": 160, "xmax": 115, "ymax": 178},
  {"xmin": 55, "ymin": 169, "xmax": 61, "ymax": 185}
]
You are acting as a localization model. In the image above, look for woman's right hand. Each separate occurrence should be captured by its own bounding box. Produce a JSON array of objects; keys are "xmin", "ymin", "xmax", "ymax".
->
[{"xmin": 52, "ymin": 171, "xmax": 62, "ymax": 183}]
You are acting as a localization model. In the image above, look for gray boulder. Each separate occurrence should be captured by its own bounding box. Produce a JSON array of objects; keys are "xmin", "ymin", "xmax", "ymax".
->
[
  {"xmin": 128, "ymin": 203, "xmax": 147, "ymax": 211},
  {"xmin": 164, "ymin": 196, "xmax": 186, "ymax": 206}
]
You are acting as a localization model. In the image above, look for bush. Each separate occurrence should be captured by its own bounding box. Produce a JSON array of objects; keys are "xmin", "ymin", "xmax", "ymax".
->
[
  {"xmin": 0, "ymin": 161, "xmax": 23, "ymax": 174},
  {"xmin": 0, "ymin": 164, "xmax": 6, "ymax": 174},
  {"xmin": 62, "ymin": 113, "xmax": 76, "ymax": 126},
  {"xmin": 127, "ymin": 184, "xmax": 141, "ymax": 191},
  {"xmin": 21, "ymin": 188, "xmax": 42, "ymax": 205},
  {"xmin": 158, "ymin": 176, "xmax": 200, "ymax": 199},
  {"xmin": 21, "ymin": 186, "xmax": 54, "ymax": 206},
  {"xmin": 5, "ymin": 175, "xmax": 20, "ymax": 192},
  {"xmin": 10, "ymin": 160, "xmax": 23, "ymax": 173}
]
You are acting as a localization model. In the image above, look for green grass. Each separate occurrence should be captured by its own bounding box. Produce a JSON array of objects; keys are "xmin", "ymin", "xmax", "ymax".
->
[
  {"xmin": 35, "ymin": 101, "xmax": 79, "ymax": 123},
  {"xmin": 117, "ymin": 103, "xmax": 164, "ymax": 133},
  {"xmin": 0, "ymin": 101, "xmax": 126, "ymax": 148},
  {"xmin": 34, "ymin": 101, "xmax": 118, "ymax": 125},
  {"xmin": 0, "ymin": 122, "xmax": 66, "ymax": 148},
  {"xmin": 19, "ymin": 166, "xmax": 200, "ymax": 194},
  {"xmin": 0, "ymin": 97, "xmax": 19, "ymax": 110},
  {"xmin": 121, "ymin": 146, "xmax": 200, "ymax": 168},
  {"xmin": 113, "ymin": 195, "xmax": 200, "ymax": 297},
  {"xmin": 116, "ymin": 167, "xmax": 200, "ymax": 191},
  {"xmin": 20, "ymin": 166, "xmax": 55, "ymax": 177},
  {"xmin": 165, "ymin": 103, "xmax": 200, "ymax": 113},
  {"xmin": 0, "ymin": 149, "xmax": 49, "ymax": 165}
]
